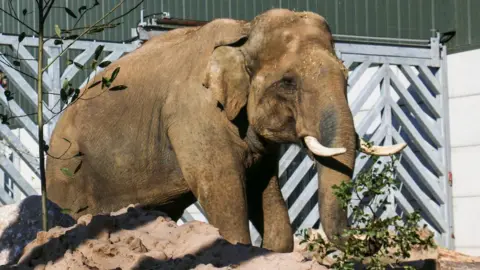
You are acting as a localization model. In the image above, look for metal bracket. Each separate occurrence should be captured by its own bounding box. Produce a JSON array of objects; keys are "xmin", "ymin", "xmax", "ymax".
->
[{"xmin": 430, "ymin": 32, "xmax": 441, "ymax": 61}]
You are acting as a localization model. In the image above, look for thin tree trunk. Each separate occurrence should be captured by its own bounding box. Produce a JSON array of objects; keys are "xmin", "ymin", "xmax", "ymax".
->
[{"xmin": 36, "ymin": 0, "xmax": 48, "ymax": 232}]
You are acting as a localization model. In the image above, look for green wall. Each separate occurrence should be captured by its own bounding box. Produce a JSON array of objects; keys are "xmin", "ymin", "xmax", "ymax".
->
[{"xmin": 0, "ymin": 0, "xmax": 478, "ymax": 53}]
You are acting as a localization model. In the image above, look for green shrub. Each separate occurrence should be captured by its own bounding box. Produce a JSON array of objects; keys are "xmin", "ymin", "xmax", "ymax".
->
[{"xmin": 297, "ymin": 154, "xmax": 436, "ymax": 270}]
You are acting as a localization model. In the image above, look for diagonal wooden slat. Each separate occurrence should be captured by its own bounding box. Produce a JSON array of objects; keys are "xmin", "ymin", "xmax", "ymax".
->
[
  {"xmin": 354, "ymin": 95, "xmax": 385, "ymax": 136},
  {"xmin": 394, "ymin": 190, "xmax": 416, "ymax": 214},
  {"xmin": 391, "ymin": 130, "xmax": 445, "ymax": 204},
  {"xmin": 78, "ymin": 50, "xmax": 130, "ymax": 90},
  {"xmin": 279, "ymin": 144, "xmax": 301, "ymax": 177},
  {"xmin": 396, "ymin": 164, "xmax": 447, "ymax": 233},
  {"xmin": 281, "ymin": 155, "xmax": 313, "ymax": 200},
  {"xmin": 350, "ymin": 64, "xmax": 388, "ymax": 115},
  {"xmin": 288, "ymin": 173, "xmax": 317, "ymax": 222},
  {"xmin": 418, "ymin": 65, "xmax": 441, "ymax": 95},
  {"xmin": 0, "ymin": 124, "xmax": 40, "ymax": 177},
  {"xmin": 342, "ymin": 60, "xmax": 353, "ymax": 70},
  {"xmin": 400, "ymin": 65, "xmax": 441, "ymax": 118},
  {"xmin": 0, "ymin": 190, "xmax": 15, "ymax": 205},
  {"xmin": 0, "ymin": 54, "xmax": 52, "ymax": 120},
  {"xmin": 60, "ymin": 46, "xmax": 97, "ymax": 83},
  {"xmin": 10, "ymin": 43, "xmax": 54, "ymax": 93},
  {"xmin": 389, "ymin": 99, "xmax": 444, "ymax": 175},
  {"xmin": 0, "ymin": 156, "xmax": 38, "ymax": 197},
  {"xmin": 0, "ymin": 86, "xmax": 39, "ymax": 143},
  {"xmin": 297, "ymin": 204, "xmax": 319, "ymax": 231},
  {"xmin": 347, "ymin": 61, "xmax": 371, "ymax": 92},
  {"xmin": 389, "ymin": 67, "xmax": 443, "ymax": 147}
]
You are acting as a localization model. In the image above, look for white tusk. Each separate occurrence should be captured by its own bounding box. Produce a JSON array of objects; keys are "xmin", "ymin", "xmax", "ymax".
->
[
  {"xmin": 304, "ymin": 136, "xmax": 347, "ymax": 157},
  {"xmin": 359, "ymin": 138, "xmax": 407, "ymax": 156}
]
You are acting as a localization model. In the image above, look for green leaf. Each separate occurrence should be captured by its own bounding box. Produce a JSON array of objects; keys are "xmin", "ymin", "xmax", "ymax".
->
[
  {"xmin": 98, "ymin": 60, "xmax": 111, "ymax": 68},
  {"xmin": 110, "ymin": 67, "xmax": 120, "ymax": 82},
  {"xmin": 88, "ymin": 81, "xmax": 101, "ymax": 89},
  {"xmin": 71, "ymin": 89, "xmax": 80, "ymax": 103},
  {"xmin": 54, "ymin": 39, "xmax": 63, "ymax": 45},
  {"xmin": 18, "ymin": 32, "xmax": 26, "ymax": 43},
  {"xmin": 78, "ymin": 5, "xmax": 87, "ymax": 13},
  {"xmin": 54, "ymin": 24, "xmax": 62, "ymax": 38},
  {"xmin": 4, "ymin": 90, "xmax": 13, "ymax": 101},
  {"xmin": 94, "ymin": 45, "xmax": 104, "ymax": 60},
  {"xmin": 1, "ymin": 114, "xmax": 9, "ymax": 125},
  {"xmin": 64, "ymin": 7, "xmax": 77, "ymax": 19},
  {"xmin": 101, "ymin": 77, "xmax": 111, "ymax": 89},
  {"xmin": 91, "ymin": 59, "xmax": 98, "ymax": 70},
  {"xmin": 73, "ymin": 62, "xmax": 84, "ymax": 70},
  {"xmin": 109, "ymin": 85, "xmax": 127, "ymax": 91},
  {"xmin": 62, "ymin": 79, "xmax": 70, "ymax": 90},
  {"xmin": 67, "ymin": 59, "xmax": 73, "ymax": 65},
  {"xmin": 60, "ymin": 88, "xmax": 68, "ymax": 103},
  {"xmin": 61, "ymin": 167, "xmax": 74, "ymax": 177}
]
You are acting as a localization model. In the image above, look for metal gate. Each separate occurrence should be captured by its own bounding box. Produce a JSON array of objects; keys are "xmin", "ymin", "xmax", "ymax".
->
[{"xmin": 0, "ymin": 31, "xmax": 453, "ymax": 248}]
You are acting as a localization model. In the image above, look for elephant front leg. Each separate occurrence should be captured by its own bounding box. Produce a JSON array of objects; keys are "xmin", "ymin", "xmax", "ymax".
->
[
  {"xmin": 167, "ymin": 122, "xmax": 251, "ymax": 246},
  {"xmin": 247, "ymin": 152, "xmax": 293, "ymax": 252},
  {"xmin": 195, "ymin": 173, "xmax": 251, "ymax": 245}
]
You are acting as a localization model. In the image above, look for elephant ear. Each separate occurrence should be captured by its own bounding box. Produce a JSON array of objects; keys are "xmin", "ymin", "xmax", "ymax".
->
[{"xmin": 203, "ymin": 43, "xmax": 250, "ymax": 121}]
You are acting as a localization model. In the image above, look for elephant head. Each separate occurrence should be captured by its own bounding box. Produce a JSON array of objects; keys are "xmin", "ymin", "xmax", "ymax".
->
[{"xmin": 203, "ymin": 9, "xmax": 406, "ymax": 245}]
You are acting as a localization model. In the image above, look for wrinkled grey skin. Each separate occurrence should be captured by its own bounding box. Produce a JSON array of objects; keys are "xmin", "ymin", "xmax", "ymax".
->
[{"xmin": 46, "ymin": 9, "xmax": 356, "ymax": 252}]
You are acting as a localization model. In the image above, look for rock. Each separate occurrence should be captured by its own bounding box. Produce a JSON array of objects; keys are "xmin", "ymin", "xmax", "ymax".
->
[
  {"xmin": 3, "ymin": 204, "xmax": 327, "ymax": 270},
  {"xmin": 0, "ymin": 196, "xmax": 75, "ymax": 266}
]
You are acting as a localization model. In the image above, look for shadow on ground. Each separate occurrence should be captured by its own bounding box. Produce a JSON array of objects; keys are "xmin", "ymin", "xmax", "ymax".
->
[
  {"xmin": 0, "ymin": 202, "xmax": 276, "ymax": 270},
  {"xmin": 0, "ymin": 196, "xmax": 75, "ymax": 265}
]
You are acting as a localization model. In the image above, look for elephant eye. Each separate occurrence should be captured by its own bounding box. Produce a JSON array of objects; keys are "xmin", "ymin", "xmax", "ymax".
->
[{"xmin": 280, "ymin": 74, "xmax": 297, "ymax": 90}]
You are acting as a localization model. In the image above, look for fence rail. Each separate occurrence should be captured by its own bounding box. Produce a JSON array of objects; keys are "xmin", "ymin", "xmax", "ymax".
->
[{"xmin": 0, "ymin": 31, "xmax": 453, "ymax": 249}]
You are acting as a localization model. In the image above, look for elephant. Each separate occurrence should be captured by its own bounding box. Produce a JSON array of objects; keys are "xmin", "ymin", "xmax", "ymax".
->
[{"xmin": 46, "ymin": 8, "xmax": 406, "ymax": 252}]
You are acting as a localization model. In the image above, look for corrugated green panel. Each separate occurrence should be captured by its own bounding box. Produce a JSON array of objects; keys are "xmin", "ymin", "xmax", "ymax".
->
[
  {"xmin": 374, "ymin": 0, "xmax": 387, "ymax": 38},
  {"xmin": 1, "ymin": 1, "xmax": 479, "ymax": 53},
  {"xmin": 471, "ymin": 0, "xmax": 480, "ymax": 44}
]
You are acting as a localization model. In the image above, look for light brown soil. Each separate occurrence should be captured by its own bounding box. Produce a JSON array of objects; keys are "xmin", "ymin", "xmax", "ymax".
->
[{"xmin": 9, "ymin": 205, "xmax": 326, "ymax": 270}]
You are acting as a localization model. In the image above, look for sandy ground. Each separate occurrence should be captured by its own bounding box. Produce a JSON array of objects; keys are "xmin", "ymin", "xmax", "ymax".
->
[
  {"xmin": 7, "ymin": 205, "xmax": 327, "ymax": 270},
  {"xmin": 1, "ymin": 201, "xmax": 479, "ymax": 270}
]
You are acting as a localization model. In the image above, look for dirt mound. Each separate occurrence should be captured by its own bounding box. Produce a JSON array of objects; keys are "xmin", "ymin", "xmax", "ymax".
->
[{"xmin": 6, "ymin": 205, "xmax": 326, "ymax": 270}]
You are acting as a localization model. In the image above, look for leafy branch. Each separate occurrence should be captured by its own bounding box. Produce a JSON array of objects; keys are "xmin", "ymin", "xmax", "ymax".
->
[{"xmin": 297, "ymin": 153, "xmax": 436, "ymax": 269}]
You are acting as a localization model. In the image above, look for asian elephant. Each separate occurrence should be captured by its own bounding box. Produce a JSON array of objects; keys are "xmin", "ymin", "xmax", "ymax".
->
[{"xmin": 46, "ymin": 9, "xmax": 406, "ymax": 252}]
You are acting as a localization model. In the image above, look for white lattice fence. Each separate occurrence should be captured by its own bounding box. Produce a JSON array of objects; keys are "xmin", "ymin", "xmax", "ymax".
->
[{"xmin": 0, "ymin": 34, "xmax": 138, "ymax": 204}]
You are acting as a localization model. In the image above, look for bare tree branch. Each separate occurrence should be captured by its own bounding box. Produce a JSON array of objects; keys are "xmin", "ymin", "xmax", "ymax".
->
[
  {"xmin": 0, "ymin": 57, "xmax": 39, "ymax": 81},
  {"xmin": 7, "ymin": 0, "xmax": 19, "ymax": 20},
  {"xmin": 42, "ymin": 0, "xmax": 126, "ymax": 72},
  {"xmin": 0, "ymin": 7, "xmax": 38, "ymax": 34},
  {"xmin": 1, "ymin": 53, "xmax": 37, "ymax": 61},
  {"xmin": 43, "ymin": 0, "xmax": 56, "ymax": 19},
  {"xmin": 105, "ymin": 0, "xmax": 144, "ymax": 25}
]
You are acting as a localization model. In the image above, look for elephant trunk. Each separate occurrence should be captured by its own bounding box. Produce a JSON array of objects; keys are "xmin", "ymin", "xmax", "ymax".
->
[{"xmin": 314, "ymin": 104, "xmax": 356, "ymax": 247}]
